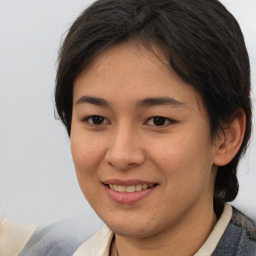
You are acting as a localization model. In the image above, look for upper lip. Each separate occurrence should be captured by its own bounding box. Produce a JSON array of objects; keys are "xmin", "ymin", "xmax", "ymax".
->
[{"xmin": 102, "ymin": 179, "xmax": 158, "ymax": 186}]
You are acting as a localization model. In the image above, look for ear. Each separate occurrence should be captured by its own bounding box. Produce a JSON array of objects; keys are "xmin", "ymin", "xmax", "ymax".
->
[{"xmin": 213, "ymin": 108, "xmax": 246, "ymax": 166}]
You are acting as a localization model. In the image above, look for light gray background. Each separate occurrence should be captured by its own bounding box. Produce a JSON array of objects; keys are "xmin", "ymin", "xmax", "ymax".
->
[{"xmin": 0, "ymin": 0, "xmax": 255, "ymax": 227}]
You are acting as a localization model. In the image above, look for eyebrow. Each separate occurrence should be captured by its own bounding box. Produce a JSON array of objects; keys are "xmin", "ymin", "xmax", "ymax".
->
[
  {"xmin": 75, "ymin": 96, "xmax": 185, "ymax": 108},
  {"xmin": 75, "ymin": 96, "xmax": 109, "ymax": 107},
  {"xmin": 136, "ymin": 97, "xmax": 185, "ymax": 108}
]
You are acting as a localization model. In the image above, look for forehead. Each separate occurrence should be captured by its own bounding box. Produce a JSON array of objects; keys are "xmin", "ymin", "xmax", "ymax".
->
[
  {"xmin": 77, "ymin": 42, "xmax": 171, "ymax": 83},
  {"xmin": 73, "ymin": 42, "xmax": 207, "ymax": 117}
]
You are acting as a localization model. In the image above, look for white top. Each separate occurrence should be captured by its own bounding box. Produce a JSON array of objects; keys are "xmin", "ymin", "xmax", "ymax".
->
[
  {"xmin": 74, "ymin": 204, "xmax": 232, "ymax": 256},
  {"xmin": 0, "ymin": 218, "xmax": 36, "ymax": 256}
]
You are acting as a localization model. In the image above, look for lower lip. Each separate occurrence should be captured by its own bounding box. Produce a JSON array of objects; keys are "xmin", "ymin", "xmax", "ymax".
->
[{"xmin": 104, "ymin": 185, "xmax": 157, "ymax": 204}]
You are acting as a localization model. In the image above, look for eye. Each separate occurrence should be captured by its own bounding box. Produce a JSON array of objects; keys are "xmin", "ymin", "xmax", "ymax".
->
[
  {"xmin": 84, "ymin": 115, "xmax": 110, "ymax": 126},
  {"xmin": 146, "ymin": 116, "xmax": 174, "ymax": 127}
]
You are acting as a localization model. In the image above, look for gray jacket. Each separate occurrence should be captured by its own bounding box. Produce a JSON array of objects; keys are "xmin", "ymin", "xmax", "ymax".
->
[{"xmin": 212, "ymin": 207, "xmax": 256, "ymax": 256}]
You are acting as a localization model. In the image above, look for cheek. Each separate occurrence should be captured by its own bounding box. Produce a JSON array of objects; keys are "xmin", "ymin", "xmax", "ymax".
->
[
  {"xmin": 150, "ymin": 134, "xmax": 193, "ymax": 167},
  {"xmin": 71, "ymin": 130, "xmax": 105, "ymax": 167},
  {"xmin": 150, "ymin": 133, "xmax": 214, "ymax": 185},
  {"xmin": 70, "ymin": 134, "xmax": 106, "ymax": 193},
  {"xmin": 70, "ymin": 137, "xmax": 105, "ymax": 203}
]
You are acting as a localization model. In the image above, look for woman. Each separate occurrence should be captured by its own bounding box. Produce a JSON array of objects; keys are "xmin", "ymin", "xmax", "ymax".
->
[{"xmin": 55, "ymin": 0, "xmax": 256, "ymax": 255}]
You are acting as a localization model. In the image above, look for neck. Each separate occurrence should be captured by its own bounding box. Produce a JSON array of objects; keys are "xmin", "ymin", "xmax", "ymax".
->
[{"xmin": 112, "ymin": 203, "xmax": 217, "ymax": 256}]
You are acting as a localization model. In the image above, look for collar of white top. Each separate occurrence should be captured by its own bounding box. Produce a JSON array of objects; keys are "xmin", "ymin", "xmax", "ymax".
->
[
  {"xmin": 73, "ymin": 203, "xmax": 232, "ymax": 256},
  {"xmin": 0, "ymin": 218, "xmax": 36, "ymax": 256}
]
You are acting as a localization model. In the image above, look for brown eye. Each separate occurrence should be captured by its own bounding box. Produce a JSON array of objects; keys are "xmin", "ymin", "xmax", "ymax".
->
[
  {"xmin": 85, "ymin": 115, "xmax": 109, "ymax": 125},
  {"xmin": 152, "ymin": 117, "xmax": 166, "ymax": 126},
  {"xmin": 146, "ymin": 116, "xmax": 173, "ymax": 127}
]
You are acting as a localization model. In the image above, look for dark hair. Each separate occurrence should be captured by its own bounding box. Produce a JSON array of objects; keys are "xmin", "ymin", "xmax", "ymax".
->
[{"xmin": 55, "ymin": 0, "xmax": 252, "ymax": 203}]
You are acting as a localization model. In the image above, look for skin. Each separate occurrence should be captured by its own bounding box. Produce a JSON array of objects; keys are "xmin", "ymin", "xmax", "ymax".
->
[{"xmin": 71, "ymin": 42, "xmax": 225, "ymax": 256}]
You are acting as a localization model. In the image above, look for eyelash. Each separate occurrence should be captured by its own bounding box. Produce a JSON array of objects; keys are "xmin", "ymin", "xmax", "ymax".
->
[
  {"xmin": 83, "ymin": 115, "xmax": 176, "ymax": 127},
  {"xmin": 145, "ymin": 116, "xmax": 175, "ymax": 127},
  {"xmin": 83, "ymin": 115, "xmax": 110, "ymax": 126}
]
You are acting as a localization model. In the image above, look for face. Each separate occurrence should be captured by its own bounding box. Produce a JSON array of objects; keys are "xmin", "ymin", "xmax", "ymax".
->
[{"xmin": 71, "ymin": 42, "xmax": 218, "ymax": 238}]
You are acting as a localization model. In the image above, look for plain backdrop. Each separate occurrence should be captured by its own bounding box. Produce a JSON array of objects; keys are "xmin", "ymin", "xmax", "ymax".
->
[{"xmin": 0, "ymin": 0, "xmax": 255, "ymax": 229}]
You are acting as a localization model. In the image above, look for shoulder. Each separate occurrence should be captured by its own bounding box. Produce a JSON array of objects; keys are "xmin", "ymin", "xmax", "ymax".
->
[
  {"xmin": 212, "ymin": 206, "xmax": 256, "ymax": 256},
  {"xmin": 19, "ymin": 216, "xmax": 99, "ymax": 256},
  {"xmin": 231, "ymin": 207, "xmax": 256, "ymax": 238}
]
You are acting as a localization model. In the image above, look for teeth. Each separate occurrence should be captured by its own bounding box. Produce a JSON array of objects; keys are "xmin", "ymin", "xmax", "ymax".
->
[
  {"xmin": 117, "ymin": 185, "xmax": 126, "ymax": 192},
  {"xmin": 109, "ymin": 184, "xmax": 154, "ymax": 193},
  {"xmin": 135, "ymin": 185, "xmax": 142, "ymax": 191},
  {"xmin": 126, "ymin": 185, "xmax": 136, "ymax": 192},
  {"xmin": 142, "ymin": 184, "xmax": 148, "ymax": 190}
]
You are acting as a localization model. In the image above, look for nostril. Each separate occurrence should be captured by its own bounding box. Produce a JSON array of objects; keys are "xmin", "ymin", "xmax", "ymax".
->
[
  {"xmin": 127, "ymin": 162, "xmax": 138, "ymax": 167},
  {"xmin": 107, "ymin": 161, "xmax": 114, "ymax": 168}
]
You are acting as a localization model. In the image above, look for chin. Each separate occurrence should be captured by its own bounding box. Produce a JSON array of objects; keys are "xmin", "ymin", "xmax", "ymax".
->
[{"xmin": 105, "ymin": 216, "xmax": 158, "ymax": 238}]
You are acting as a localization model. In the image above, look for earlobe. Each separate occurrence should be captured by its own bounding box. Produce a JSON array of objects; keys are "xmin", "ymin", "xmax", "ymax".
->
[{"xmin": 213, "ymin": 108, "xmax": 246, "ymax": 166}]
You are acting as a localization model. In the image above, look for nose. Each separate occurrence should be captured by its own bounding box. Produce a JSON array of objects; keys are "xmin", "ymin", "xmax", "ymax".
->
[{"xmin": 105, "ymin": 125, "xmax": 146, "ymax": 170}]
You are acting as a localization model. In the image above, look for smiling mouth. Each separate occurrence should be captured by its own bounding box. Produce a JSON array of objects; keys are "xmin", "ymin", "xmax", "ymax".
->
[
  {"xmin": 108, "ymin": 184, "xmax": 155, "ymax": 193},
  {"xmin": 103, "ymin": 181, "xmax": 158, "ymax": 204}
]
